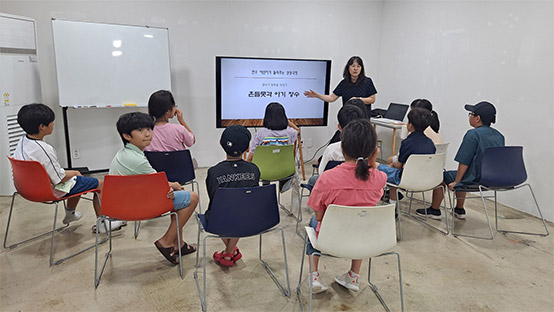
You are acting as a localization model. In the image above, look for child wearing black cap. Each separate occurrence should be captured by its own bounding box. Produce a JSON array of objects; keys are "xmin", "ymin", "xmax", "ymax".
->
[
  {"xmin": 205, "ymin": 125, "xmax": 260, "ymax": 267},
  {"xmin": 416, "ymin": 101, "xmax": 505, "ymax": 219}
]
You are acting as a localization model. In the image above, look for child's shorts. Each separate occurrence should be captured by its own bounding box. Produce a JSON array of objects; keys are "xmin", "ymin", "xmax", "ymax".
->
[
  {"xmin": 66, "ymin": 176, "xmax": 99, "ymax": 196},
  {"xmin": 377, "ymin": 164, "xmax": 401, "ymax": 185},
  {"xmin": 443, "ymin": 170, "xmax": 477, "ymax": 190},
  {"xmin": 173, "ymin": 190, "xmax": 192, "ymax": 210},
  {"xmin": 305, "ymin": 216, "xmax": 321, "ymax": 256}
]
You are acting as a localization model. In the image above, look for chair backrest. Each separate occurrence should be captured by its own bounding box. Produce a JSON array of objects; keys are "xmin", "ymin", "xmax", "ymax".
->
[
  {"xmin": 434, "ymin": 142, "xmax": 450, "ymax": 155},
  {"xmin": 317, "ymin": 203, "xmax": 396, "ymax": 259},
  {"xmin": 397, "ymin": 153, "xmax": 445, "ymax": 191},
  {"xmin": 7, "ymin": 156, "xmax": 58, "ymax": 202},
  {"xmin": 479, "ymin": 146, "xmax": 527, "ymax": 187},
  {"xmin": 144, "ymin": 150, "xmax": 195, "ymax": 185},
  {"xmin": 324, "ymin": 160, "xmax": 343, "ymax": 171},
  {"xmin": 205, "ymin": 184, "xmax": 279, "ymax": 237},
  {"xmin": 252, "ymin": 145, "xmax": 295, "ymax": 181},
  {"xmin": 101, "ymin": 172, "xmax": 174, "ymax": 221}
]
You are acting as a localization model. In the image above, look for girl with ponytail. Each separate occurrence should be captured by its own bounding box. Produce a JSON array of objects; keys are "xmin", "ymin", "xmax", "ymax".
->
[{"xmin": 304, "ymin": 119, "xmax": 387, "ymax": 293}]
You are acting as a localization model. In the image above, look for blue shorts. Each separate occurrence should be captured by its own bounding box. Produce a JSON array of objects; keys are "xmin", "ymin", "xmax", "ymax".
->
[
  {"xmin": 305, "ymin": 216, "xmax": 321, "ymax": 256},
  {"xmin": 66, "ymin": 176, "xmax": 99, "ymax": 196},
  {"xmin": 173, "ymin": 190, "xmax": 191, "ymax": 211},
  {"xmin": 377, "ymin": 164, "xmax": 401, "ymax": 185}
]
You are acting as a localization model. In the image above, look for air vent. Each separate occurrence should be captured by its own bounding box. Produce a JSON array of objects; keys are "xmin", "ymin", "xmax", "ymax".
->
[{"xmin": 6, "ymin": 114, "xmax": 24, "ymax": 155}]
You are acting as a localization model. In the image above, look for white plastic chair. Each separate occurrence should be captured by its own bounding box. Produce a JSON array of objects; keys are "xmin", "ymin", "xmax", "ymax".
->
[
  {"xmin": 434, "ymin": 142, "xmax": 449, "ymax": 155},
  {"xmin": 388, "ymin": 153, "xmax": 449, "ymax": 237},
  {"xmin": 296, "ymin": 204, "xmax": 403, "ymax": 312}
]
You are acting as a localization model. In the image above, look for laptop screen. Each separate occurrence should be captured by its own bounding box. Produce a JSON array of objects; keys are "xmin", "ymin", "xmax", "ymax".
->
[{"xmin": 384, "ymin": 103, "xmax": 409, "ymax": 121}]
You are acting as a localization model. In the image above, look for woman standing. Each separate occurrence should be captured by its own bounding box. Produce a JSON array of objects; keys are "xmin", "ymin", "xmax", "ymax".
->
[{"xmin": 304, "ymin": 56, "xmax": 377, "ymax": 117}]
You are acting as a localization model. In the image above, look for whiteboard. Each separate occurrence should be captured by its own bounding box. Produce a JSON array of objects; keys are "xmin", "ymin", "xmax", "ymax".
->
[{"xmin": 52, "ymin": 19, "xmax": 171, "ymax": 108}]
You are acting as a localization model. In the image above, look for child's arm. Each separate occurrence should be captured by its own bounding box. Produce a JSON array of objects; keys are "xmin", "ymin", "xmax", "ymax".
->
[
  {"xmin": 175, "ymin": 108, "xmax": 195, "ymax": 144},
  {"xmin": 448, "ymin": 163, "xmax": 469, "ymax": 191},
  {"xmin": 315, "ymin": 210, "xmax": 325, "ymax": 222},
  {"xmin": 288, "ymin": 120, "xmax": 300, "ymax": 133},
  {"xmin": 60, "ymin": 170, "xmax": 82, "ymax": 182},
  {"xmin": 390, "ymin": 160, "xmax": 403, "ymax": 169},
  {"xmin": 169, "ymin": 181, "xmax": 184, "ymax": 191}
]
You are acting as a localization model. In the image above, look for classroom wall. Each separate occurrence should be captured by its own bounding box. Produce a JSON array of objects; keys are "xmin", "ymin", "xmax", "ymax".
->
[
  {"xmin": 377, "ymin": 0, "xmax": 554, "ymax": 221},
  {"xmin": 1, "ymin": 0, "xmax": 383, "ymax": 171}
]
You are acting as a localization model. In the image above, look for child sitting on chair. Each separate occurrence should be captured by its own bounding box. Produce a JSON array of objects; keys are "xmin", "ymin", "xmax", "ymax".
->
[
  {"xmin": 306, "ymin": 119, "xmax": 387, "ymax": 293},
  {"xmin": 144, "ymin": 90, "xmax": 195, "ymax": 152},
  {"xmin": 205, "ymin": 125, "xmax": 260, "ymax": 267},
  {"xmin": 416, "ymin": 101, "xmax": 504, "ymax": 220},
  {"xmin": 378, "ymin": 107, "xmax": 436, "ymax": 206},
  {"xmin": 109, "ymin": 112, "xmax": 199, "ymax": 265},
  {"xmin": 13, "ymin": 104, "xmax": 124, "ymax": 233}
]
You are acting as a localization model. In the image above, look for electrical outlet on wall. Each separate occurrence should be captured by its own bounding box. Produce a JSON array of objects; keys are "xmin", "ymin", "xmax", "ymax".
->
[
  {"xmin": 306, "ymin": 138, "xmax": 313, "ymax": 148},
  {"xmin": 72, "ymin": 148, "xmax": 80, "ymax": 159}
]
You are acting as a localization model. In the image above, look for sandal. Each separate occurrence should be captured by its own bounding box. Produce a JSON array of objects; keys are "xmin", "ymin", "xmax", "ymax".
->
[
  {"xmin": 233, "ymin": 247, "xmax": 242, "ymax": 262},
  {"xmin": 155, "ymin": 241, "xmax": 178, "ymax": 265},
  {"xmin": 177, "ymin": 242, "xmax": 197, "ymax": 256},
  {"xmin": 213, "ymin": 251, "xmax": 235, "ymax": 267}
]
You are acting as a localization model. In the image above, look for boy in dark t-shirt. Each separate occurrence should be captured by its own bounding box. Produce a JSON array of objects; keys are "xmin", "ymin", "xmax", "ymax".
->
[{"xmin": 205, "ymin": 125, "xmax": 260, "ymax": 267}]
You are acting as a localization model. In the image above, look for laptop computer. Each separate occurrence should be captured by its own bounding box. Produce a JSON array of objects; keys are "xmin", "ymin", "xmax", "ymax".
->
[{"xmin": 384, "ymin": 103, "xmax": 409, "ymax": 121}]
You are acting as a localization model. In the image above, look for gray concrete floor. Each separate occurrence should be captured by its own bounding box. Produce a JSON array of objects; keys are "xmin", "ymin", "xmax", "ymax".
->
[{"xmin": 1, "ymin": 166, "xmax": 553, "ymax": 312}]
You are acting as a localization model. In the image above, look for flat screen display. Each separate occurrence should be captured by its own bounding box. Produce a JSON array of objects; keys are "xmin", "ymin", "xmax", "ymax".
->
[{"xmin": 216, "ymin": 56, "xmax": 331, "ymax": 128}]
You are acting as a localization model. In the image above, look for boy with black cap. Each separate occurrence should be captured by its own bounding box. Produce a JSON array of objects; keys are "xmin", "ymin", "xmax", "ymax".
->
[
  {"xmin": 205, "ymin": 125, "xmax": 260, "ymax": 267},
  {"xmin": 416, "ymin": 101, "xmax": 504, "ymax": 219}
]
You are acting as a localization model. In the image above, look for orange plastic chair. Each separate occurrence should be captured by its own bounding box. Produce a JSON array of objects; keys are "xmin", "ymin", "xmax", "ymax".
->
[
  {"xmin": 94, "ymin": 172, "xmax": 182, "ymax": 288},
  {"xmin": 4, "ymin": 156, "xmax": 102, "ymax": 266}
]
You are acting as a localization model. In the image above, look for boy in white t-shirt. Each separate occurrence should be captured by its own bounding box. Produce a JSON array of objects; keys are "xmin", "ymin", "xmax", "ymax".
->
[{"xmin": 14, "ymin": 104, "xmax": 124, "ymax": 233}]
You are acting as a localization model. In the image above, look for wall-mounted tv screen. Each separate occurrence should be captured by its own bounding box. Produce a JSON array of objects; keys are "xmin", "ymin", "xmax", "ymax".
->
[{"xmin": 216, "ymin": 56, "xmax": 331, "ymax": 128}]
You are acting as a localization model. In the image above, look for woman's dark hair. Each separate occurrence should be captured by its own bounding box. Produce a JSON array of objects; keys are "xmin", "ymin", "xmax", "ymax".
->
[
  {"xmin": 410, "ymin": 98, "xmax": 440, "ymax": 132},
  {"xmin": 263, "ymin": 102, "xmax": 289, "ymax": 130},
  {"xmin": 340, "ymin": 119, "xmax": 377, "ymax": 181},
  {"xmin": 17, "ymin": 103, "xmax": 55, "ymax": 135},
  {"xmin": 148, "ymin": 90, "xmax": 175, "ymax": 119},
  {"xmin": 344, "ymin": 98, "xmax": 369, "ymax": 120},
  {"xmin": 343, "ymin": 56, "xmax": 366, "ymax": 86},
  {"xmin": 116, "ymin": 112, "xmax": 155, "ymax": 145}
]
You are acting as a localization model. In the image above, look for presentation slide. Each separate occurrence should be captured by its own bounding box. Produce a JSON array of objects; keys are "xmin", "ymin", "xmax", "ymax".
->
[{"xmin": 216, "ymin": 56, "xmax": 330, "ymax": 128}]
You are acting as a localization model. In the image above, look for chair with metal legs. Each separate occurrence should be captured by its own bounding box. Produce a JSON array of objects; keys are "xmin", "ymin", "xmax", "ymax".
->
[
  {"xmin": 4, "ymin": 156, "xmax": 104, "ymax": 266},
  {"xmin": 194, "ymin": 184, "xmax": 290, "ymax": 311},
  {"xmin": 94, "ymin": 172, "xmax": 183, "ymax": 288},
  {"xmin": 139, "ymin": 150, "xmax": 201, "ymax": 238},
  {"xmin": 296, "ymin": 203, "xmax": 403, "ymax": 312},
  {"xmin": 450, "ymin": 146, "xmax": 549, "ymax": 239},
  {"xmin": 387, "ymin": 153, "xmax": 449, "ymax": 239},
  {"xmin": 252, "ymin": 145, "xmax": 299, "ymax": 217}
]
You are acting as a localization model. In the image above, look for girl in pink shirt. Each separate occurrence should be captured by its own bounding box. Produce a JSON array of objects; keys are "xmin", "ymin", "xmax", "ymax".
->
[
  {"xmin": 305, "ymin": 119, "xmax": 387, "ymax": 293},
  {"xmin": 145, "ymin": 90, "xmax": 195, "ymax": 152}
]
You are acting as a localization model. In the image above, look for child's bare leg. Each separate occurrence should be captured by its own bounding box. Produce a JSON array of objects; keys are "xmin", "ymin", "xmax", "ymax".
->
[
  {"xmin": 310, "ymin": 255, "xmax": 320, "ymax": 272},
  {"xmin": 386, "ymin": 156, "xmax": 394, "ymax": 165},
  {"xmin": 389, "ymin": 186, "xmax": 398, "ymax": 200},
  {"xmin": 66, "ymin": 196, "xmax": 80, "ymax": 210},
  {"xmin": 222, "ymin": 238, "xmax": 240, "ymax": 254},
  {"xmin": 351, "ymin": 259, "xmax": 362, "ymax": 274},
  {"xmin": 157, "ymin": 192, "xmax": 198, "ymax": 250},
  {"xmin": 455, "ymin": 191, "xmax": 466, "ymax": 208},
  {"xmin": 93, "ymin": 179, "xmax": 103, "ymax": 216},
  {"xmin": 431, "ymin": 182, "xmax": 446, "ymax": 209}
]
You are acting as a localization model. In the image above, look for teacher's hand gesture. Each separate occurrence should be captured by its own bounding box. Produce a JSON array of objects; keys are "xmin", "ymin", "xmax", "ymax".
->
[{"xmin": 304, "ymin": 89, "xmax": 319, "ymax": 98}]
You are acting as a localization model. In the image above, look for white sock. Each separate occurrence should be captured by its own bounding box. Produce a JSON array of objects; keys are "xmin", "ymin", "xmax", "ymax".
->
[
  {"xmin": 349, "ymin": 270, "xmax": 359, "ymax": 278},
  {"xmin": 65, "ymin": 208, "xmax": 76, "ymax": 216},
  {"xmin": 389, "ymin": 199, "xmax": 397, "ymax": 205}
]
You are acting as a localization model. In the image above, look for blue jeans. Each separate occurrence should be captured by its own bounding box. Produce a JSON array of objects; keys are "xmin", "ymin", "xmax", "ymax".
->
[
  {"xmin": 173, "ymin": 190, "xmax": 191, "ymax": 210},
  {"xmin": 305, "ymin": 216, "xmax": 321, "ymax": 255}
]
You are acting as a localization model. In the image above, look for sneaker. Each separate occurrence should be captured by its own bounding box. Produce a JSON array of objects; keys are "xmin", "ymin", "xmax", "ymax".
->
[
  {"xmin": 97, "ymin": 220, "xmax": 125, "ymax": 234},
  {"xmin": 415, "ymin": 207, "xmax": 442, "ymax": 220},
  {"xmin": 309, "ymin": 272, "xmax": 328, "ymax": 293},
  {"xmin": 454, "ymin": 207, "xmax": 466, "ymax": 220},
  {"xmin": 62, "ymin": 210, "xmax": 82, "ymax": 224},
  {"xmin": 334, "ymin": 271, "xmax": 359, "ymax": 292}
]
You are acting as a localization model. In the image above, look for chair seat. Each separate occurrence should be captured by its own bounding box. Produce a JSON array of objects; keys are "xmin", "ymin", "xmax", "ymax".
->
[{"xmin": 300, "ymin": 183, "xmax": 313, "ymax": 192}]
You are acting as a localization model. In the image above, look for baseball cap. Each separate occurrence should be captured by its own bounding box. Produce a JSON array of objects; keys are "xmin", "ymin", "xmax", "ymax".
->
[
  {"xmin": 464, "ymin": 101, "xmax": 496, "ymax": 124},
  {"xmin": 220, "ymin": 125, "xmax": 251, "ymax": 156}
]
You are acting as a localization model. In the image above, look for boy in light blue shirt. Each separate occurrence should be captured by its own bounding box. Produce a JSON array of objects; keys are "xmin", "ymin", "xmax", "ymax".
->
[{"xmin": 417, "ymin": 101, "xmax": 504, "ymax": 219}]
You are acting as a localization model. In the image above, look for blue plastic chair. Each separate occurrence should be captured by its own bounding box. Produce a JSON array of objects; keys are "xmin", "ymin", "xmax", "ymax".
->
[
  {"xmin": 142, "ymin": 150, "xmax": 201, "ymax": 237},
  {"xmin": 297, "ymin": 160, "xmax": 344, "ymax": 238},
  {"xmin": 451, "ymin": 146, "xmax": 549, "ymax": 239},
  {"xmin": 193, "ymin": 184, "xmax": 290, "ymax": 311}
]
